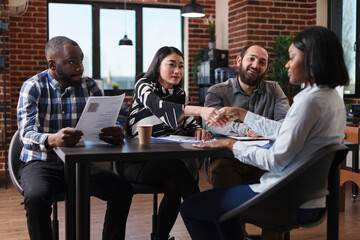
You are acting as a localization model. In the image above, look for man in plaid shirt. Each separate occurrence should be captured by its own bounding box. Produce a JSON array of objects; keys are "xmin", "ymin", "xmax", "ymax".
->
[{"xmin": 17, "ymin": 36, "xmax": 133, "ymax": 240}]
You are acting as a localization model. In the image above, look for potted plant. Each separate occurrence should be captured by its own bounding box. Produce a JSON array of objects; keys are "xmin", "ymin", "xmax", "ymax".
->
[
  {"xmin": 192, "ymin": 49, "xmax": 205, "ymax": 79},
  {"xmin": 112, "ymin": 83, "xmax": 119, "ymax": 92},
  {"xmin": 204, "ymin": 14, "xmax": 215, "ymax": 49},
  {"xmin": 268, "ymin": 33, "xmax": 300, "ymax": 103}
]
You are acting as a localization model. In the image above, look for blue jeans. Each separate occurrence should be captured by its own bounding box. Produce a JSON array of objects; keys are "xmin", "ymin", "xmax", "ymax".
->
[{"xmin": 180, "ymin": 184, "xmax": 322, "ymax": 240}]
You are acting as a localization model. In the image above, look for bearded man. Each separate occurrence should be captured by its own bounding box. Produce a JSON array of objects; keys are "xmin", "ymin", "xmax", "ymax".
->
[{"xmin": 203, "ymin": 43, "xmax": 290, "ymax": 188}]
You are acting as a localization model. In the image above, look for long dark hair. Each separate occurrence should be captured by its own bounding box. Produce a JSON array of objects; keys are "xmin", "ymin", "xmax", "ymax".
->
[
  {"xmin": 293, "ymin": 26, "xmax": 349, "ymax": 88},
  {"xmin": 144, "ymin": 46, "xmax": 184, "ymax": 82},
  {"xmin": 125, "ymin": 47, "xmax": 184, "ymax": 136}
]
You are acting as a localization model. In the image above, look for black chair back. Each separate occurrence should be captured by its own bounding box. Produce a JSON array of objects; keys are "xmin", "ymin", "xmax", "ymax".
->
[
  {"xmin": 8, "ymin": 130, "xmax": 23, "ymax": 194},
  {"xmin": 8, "ymin": 129, "xmax": 63, "ymax": 240},
  {"xmin": 217, "ymin": 144, "xmax": 348, "ymax": 236}
]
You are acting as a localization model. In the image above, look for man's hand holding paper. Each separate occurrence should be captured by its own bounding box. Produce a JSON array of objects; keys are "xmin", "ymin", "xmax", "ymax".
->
[
  {"xmin": 99, "ymin": 126, "xmax": 124, "ymax": 145},
  {"xmin": 46, "ymin": 127, "xmax": 83, "ymax": 148}
]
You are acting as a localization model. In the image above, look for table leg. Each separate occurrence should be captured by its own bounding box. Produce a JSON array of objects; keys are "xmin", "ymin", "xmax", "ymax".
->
[
  {"xmin": 76, "ymin": 162, "xmax": 90, "ymax": 240},
  {"xmin": 352, "ymin": 150, "xmax": 359, "ymax": 201},
  {"xmin": 65, "ymin": 162, "xmax": 76, "ymax": 240},
  {"xmin": 327, "ymin": 164, "xmax": 339, "ymax": 240}
]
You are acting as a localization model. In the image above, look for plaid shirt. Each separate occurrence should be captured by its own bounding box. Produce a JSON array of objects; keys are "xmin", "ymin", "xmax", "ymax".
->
[{"xmin": 17, "ymin": 70, "xmax": 102, "ymax": 163}]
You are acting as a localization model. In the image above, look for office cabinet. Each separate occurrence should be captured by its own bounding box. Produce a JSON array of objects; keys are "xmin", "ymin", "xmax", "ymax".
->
[{"xmin": 197, "ymin": 49, "xmax": 231, "ymax": 106}]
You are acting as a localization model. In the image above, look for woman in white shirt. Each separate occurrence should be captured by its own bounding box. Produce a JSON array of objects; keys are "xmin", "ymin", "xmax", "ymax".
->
[{"xmin": 180, "ymin": 26, "xmax": 349, "ymax": 240}]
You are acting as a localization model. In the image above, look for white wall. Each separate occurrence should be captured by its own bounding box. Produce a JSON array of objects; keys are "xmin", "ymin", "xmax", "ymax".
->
[
  {"xmin": 316, "ymin": 0, "xmax": 328, "ymax": 27},
  {"xmin": 215, "ymin": 0, "xmax": 229, "ymax": 50}
]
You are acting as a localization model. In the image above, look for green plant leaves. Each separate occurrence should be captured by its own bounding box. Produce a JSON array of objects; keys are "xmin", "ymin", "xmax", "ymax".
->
[
  {"xmin": 269, "ymin": 33, "xmax": 300, "ymax": 103},
  {"xmin": 192, "ymin": 49, "xmax": 205, "ymax": 78}
]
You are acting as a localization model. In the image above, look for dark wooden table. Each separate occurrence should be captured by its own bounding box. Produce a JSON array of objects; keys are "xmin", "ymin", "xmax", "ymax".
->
[{"xmin": 54, "ymin": 138, "xmax": 232, "ymax": 240}]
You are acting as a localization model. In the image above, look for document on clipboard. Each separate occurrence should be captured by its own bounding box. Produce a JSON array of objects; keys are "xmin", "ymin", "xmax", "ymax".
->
[
  {"xmin": 229, "ymin": 136, "xmax": 272, "ymax": 149},
  {"xmin": 76, "ymin": 94, "xmax": 125, "ymax": 142}
]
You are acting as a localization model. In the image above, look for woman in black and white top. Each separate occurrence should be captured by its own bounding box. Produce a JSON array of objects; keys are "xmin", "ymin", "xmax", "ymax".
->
[{"xmin": 122, "ymin": 46, "xmax": 224, "ymax": 240}]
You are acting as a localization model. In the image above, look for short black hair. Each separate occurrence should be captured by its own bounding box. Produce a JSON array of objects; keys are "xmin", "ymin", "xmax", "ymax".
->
[
  {"xmin": 239, "ymin": 43, "xmax": 270, "ymax": 71},
  {"xmin": 144, "ymin": 46, "xmax": 184, "ymax": 82},
  {"xmin": 293, "ymin": 26, "xmax": 349, "ymax": 88},
  {"xmin": 45, "ymin": 36, "xmax": 79, "ymax": 60}
]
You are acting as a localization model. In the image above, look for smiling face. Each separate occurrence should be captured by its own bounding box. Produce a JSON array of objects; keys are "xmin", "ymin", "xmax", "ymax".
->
[
  {"xmin": 49, "ymin": 43, "xmax": 84, "ymax": 88},
  {"xmin": 237, "ymin": 45, "xmax": 269, "ymax": 87},
  {"xmin": 157, "ymin": 53, "xmax": 184, "ymax": 89},
  {"xmin": 285, "ymin": 43, "xmax": 308, "ymax": 87}
]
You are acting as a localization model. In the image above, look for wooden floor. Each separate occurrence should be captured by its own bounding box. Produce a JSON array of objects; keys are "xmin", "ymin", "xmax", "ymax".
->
[{"xmin": 0, "ymin": 163, "xmax": 359, "ymax": 240}]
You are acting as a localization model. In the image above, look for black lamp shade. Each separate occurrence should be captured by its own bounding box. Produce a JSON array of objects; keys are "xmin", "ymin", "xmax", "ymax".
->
[
  {"xmin": 181, "ymin": 0, "xmax": 205, "ymax": 18},
  {"xmin": 119, "ymin": 34, "xmax": 133, "ymax": 46}
]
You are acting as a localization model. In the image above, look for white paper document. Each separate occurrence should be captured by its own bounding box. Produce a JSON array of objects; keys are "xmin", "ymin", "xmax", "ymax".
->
[
  {"xmin": 229, "ymin": 136, "xmax": 267, "ymax": 141},
  {"xmin": 229, "ymin": 136, "xmax": 271, "ymax": 148},
  {"xmin": 151, "ymin": 135, "xmax": 201, "ymax": 143},
  {"xmin": 76, "ymin": 94, "xmax": 125, "ymax": 142}
]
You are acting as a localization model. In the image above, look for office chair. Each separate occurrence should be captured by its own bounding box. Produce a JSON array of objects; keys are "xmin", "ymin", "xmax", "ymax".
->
[
  {"xmin": 8, "ymin": 130, "xmax": 64, "ymax": 240},
  {"xmin": 215, "ymin": 144, "xmax": 348, "ymax": 240},
  {"xmin": 113, "ymin": 158, "xmax": 199, "ymax": 240},
  {"xmin": 203, "ymin": 155, "xmax": 285, "ymax": 240}
]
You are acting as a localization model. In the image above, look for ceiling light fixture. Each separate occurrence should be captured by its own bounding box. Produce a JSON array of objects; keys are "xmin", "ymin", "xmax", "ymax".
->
[
  {"xmin": 119, "ymin": 0, "xmax": 133, "ymax": 46},
  {"xmin": 181, "ymin": 0, "xmax": 205, "ymax": 18}
]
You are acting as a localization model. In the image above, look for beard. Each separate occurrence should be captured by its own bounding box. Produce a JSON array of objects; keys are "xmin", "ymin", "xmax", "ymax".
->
[
  {"xmin": 238, "ymin": 63, "xmax": 266, "ymax": 87},
  {"xmin": 56, "ymin": 66, "xmax": 83, "ymax": 87}
]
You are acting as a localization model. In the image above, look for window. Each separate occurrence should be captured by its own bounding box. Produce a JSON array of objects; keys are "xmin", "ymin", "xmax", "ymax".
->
[
  {"xmin": 100, "ymin": 9, "xmax": 136, "ymax": 90},
  {"xmin": 342, "ymin": 0, "xmax": 357, "ymax": 95},
  {"xmin": 329, "ymin": 0, "xmax": 360, "ymax": 97},
  {"xmin": 48, "ymin": 2, "xmax": 183, "ymax": 92},
  {"xmin": 48, "ymin": 3, "xmax": 93, "ymax": 78},
  {"xmin": 142, "ymin": 8, "xmax": 182, "ymax": 72}
]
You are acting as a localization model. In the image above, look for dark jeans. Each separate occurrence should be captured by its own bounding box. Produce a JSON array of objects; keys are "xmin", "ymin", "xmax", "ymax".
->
[
  {"xmin": 19, "ymin": 160, "xmax": 133, "ymax": 240},
  {"xmin": 180, "ymin": 184, "xmax": 323, "ymax": 240}
]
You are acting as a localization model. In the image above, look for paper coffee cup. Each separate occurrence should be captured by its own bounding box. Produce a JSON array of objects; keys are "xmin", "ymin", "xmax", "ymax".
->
[{"xmin": 138, "ymin": 125, "xmax": 153, "ymax": 144}]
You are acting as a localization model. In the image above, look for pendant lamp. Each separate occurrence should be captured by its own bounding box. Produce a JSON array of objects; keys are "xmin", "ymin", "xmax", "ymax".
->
[
  {"xmin": 181, "ymin": 0, "xmax": 205, "ymax": 18},
  {"xmin": 119, "ymin": 0, "xmax": 133, "ymax": 46},
  {"xmin": 119, "ymin": 34, "xmax": 132, "ymax": 46}
]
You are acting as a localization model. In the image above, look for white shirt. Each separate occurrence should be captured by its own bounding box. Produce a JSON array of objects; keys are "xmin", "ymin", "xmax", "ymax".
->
[{"xmin": 233, "ymin": 85, "xmax": 346, "ymax": 207}]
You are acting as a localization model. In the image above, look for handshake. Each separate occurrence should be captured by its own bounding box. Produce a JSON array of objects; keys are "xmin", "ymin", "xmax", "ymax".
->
[{"xmin": 200, "ymin": 106, "xmax": 248, "ymax": 128}]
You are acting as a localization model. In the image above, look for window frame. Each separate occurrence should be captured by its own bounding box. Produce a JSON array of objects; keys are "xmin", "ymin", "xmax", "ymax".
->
[
  {"xmin": 47, "ymin": 0, "xmax": 184, "ymax": 94},
  {"xmin": 328, "ymin": 0, "xmax": 360, "ymax": 98}
]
